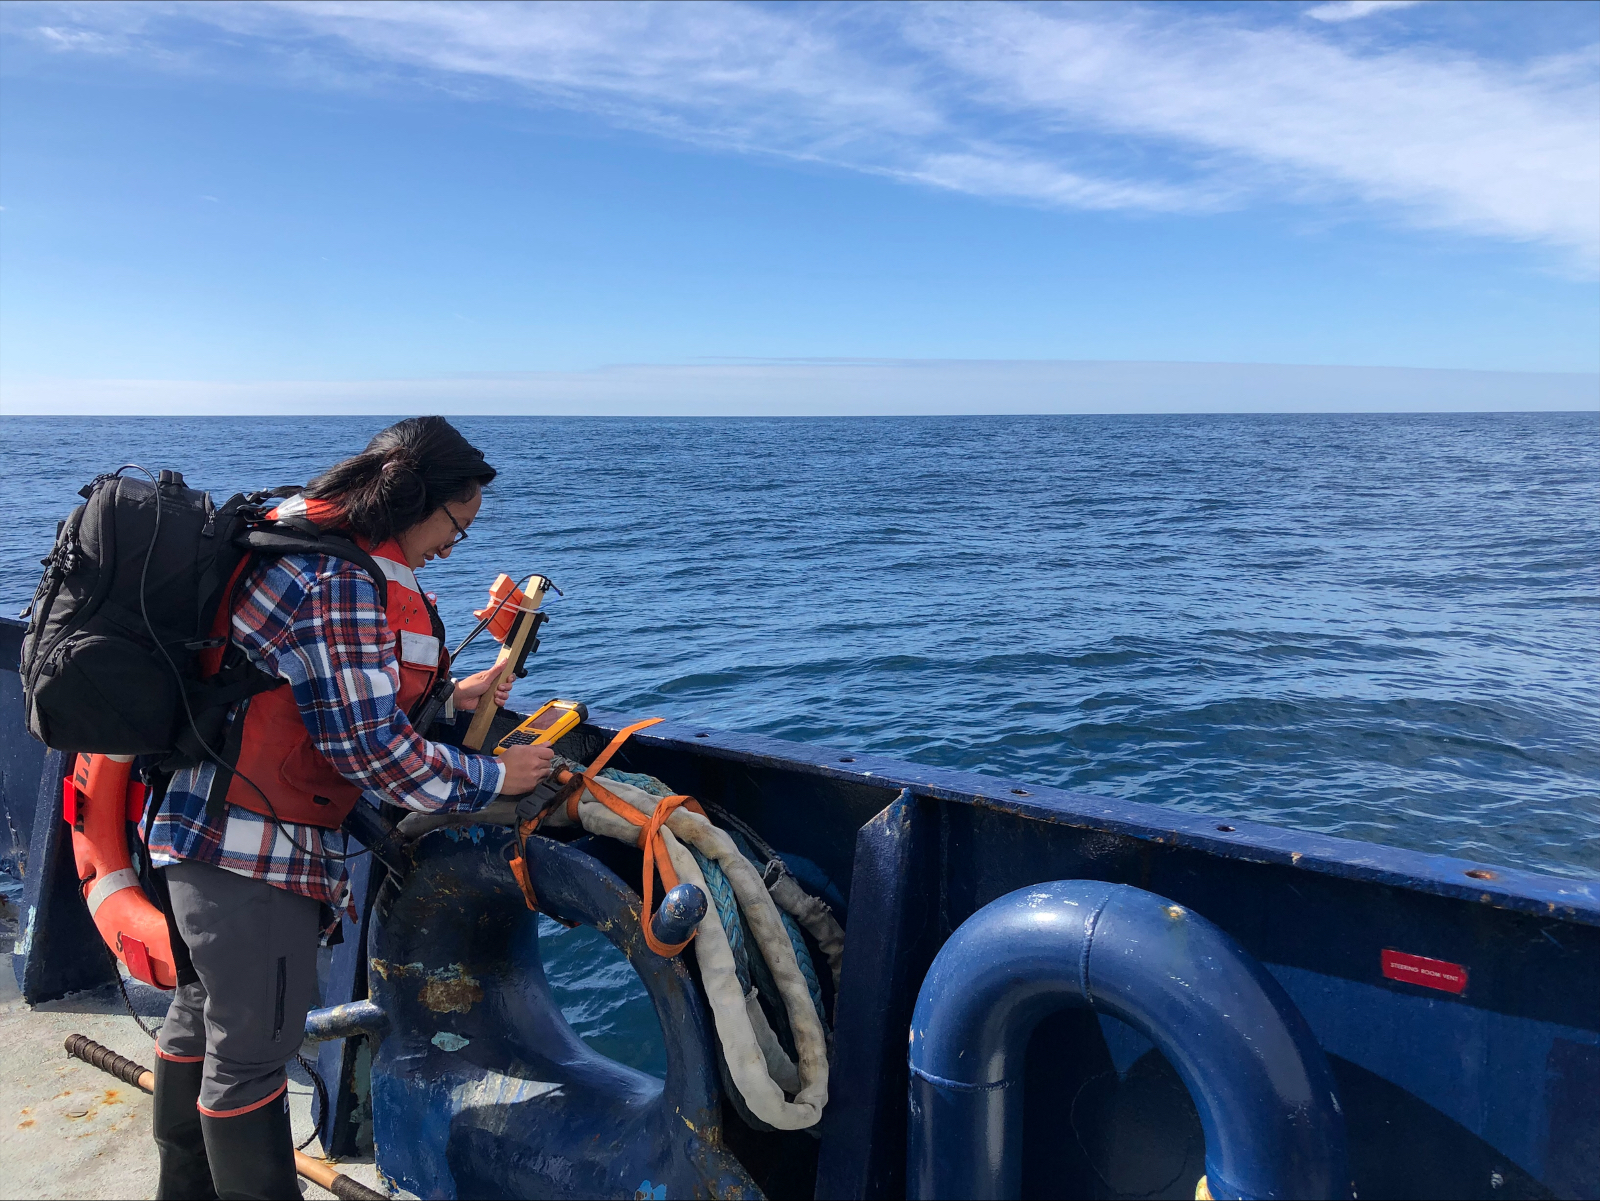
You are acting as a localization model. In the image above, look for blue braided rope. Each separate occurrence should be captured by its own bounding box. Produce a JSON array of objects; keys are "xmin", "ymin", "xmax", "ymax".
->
[
  {"xmin": 693, "ymin": 848, "xmax": 751, "ymax": 995},
  {"xmin": 721, "ymin": 830, "xmax": 828, "ymax": 1030},
  {"xmin": 599, "ymin": 769, "xmax": 667, "ymax": 796},
  {"xmin": 780, "ymin": 908, "xmax": 826, "ymax": 1024}
]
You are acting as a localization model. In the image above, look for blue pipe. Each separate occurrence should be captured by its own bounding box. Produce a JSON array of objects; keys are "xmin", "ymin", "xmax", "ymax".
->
[
  {"xmin": 304, "ymin": 999, "xmax": 390, "ymax": 1043},
  {"xmin": 907, "ymin": 881, "xmax": 1348, "ymax": 1201}
]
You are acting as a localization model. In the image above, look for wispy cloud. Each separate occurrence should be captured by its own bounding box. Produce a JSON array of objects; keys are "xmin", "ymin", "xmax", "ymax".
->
[
  {"xmin": 1305, "ymin": 1, "xmax": 1422, "ymax": 23},
  {"xmin": 904, "ymin": 5, "xmax": 1599, "ymax": 266},
  {"xmin": 11, "ymin": 1, "xmax": 1598, "ymax": 269}
]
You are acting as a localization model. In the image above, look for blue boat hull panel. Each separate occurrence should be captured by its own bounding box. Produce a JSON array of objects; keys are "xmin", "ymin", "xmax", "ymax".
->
[{"xmin": 3, "ymin": 620, "xmax": 1597, "ymax": 1201}]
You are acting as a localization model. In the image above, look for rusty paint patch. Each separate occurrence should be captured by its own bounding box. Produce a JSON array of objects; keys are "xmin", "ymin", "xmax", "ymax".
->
[
  {"xmin": 370, "ymin": 958, "xmax": 425, "ymax": 981},
  {"xmin": 419, "ymin": 964, "xmax": 484, "ymax": 1014}
]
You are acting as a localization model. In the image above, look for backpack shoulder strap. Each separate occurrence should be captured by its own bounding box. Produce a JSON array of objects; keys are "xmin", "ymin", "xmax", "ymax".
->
[{"xmin": 236, "ymin": 528, "xmax": 390, "ymax": 609}]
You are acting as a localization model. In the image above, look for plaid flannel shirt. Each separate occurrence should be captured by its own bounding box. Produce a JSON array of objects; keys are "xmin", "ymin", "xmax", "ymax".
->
[{"xmin": 148, "ymin": 552, "xmax": 506, "ymax": 910}]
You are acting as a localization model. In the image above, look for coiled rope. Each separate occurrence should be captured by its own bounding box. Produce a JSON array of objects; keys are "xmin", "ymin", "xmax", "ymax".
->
[
  {"xmin": 542, "ymin": 751, "xmax": 836, "ymax": 1128},
  {"xmin": 492, "ymin": 719, "xmax": 847, "ymax": 1129},
  {"xmin": 603, "ymin": 770, "xmax": 828, "ymax": 1035}
]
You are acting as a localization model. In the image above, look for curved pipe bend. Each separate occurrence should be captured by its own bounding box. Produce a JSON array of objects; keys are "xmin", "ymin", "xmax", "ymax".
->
[{"xmin": 908, "ymin": 881, "xmax": 1348, "ymax": 1201}]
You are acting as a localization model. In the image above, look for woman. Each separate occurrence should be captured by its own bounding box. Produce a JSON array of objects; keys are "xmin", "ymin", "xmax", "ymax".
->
[{"xmin": 146, "ymin": 416, "xmax": 552, "ymax": 1199}]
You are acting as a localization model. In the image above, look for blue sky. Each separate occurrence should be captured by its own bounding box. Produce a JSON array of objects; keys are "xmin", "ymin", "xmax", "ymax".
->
[{"xmin": 1, "ymin": 1, "xmax": 1596, "ymax": 413}]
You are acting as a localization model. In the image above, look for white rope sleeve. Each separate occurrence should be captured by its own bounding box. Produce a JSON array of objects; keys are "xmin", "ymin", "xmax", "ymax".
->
[{"xmin": 574, "ymin": 778, "xmax": 830, "ymax": 1129}]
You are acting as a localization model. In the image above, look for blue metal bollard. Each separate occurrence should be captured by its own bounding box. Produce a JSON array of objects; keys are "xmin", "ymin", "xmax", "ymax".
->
[
  {"xmin": 367, "ymin": 829, "xmax": 756, "ymax": 1199},
  {"xmin": 650, "ymin": 882, "xmax": 708, "ymax": 948},
  {"xmin": 304, "ymin": 999, "xmax": 391, "ymax": 1043},
  {"xmin": 907, "ymin": 880, "xmax": 1349, "ymax": 1201}
]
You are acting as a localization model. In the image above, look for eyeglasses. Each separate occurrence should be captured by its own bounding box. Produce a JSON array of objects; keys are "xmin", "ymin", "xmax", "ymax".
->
[{"xmin": 443, "ymin": 506, "xmax": 470, "ymax": 547}]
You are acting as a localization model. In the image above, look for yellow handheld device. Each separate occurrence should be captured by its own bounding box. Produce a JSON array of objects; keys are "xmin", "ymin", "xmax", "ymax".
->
[{"xmin": 493, "ymin": 699, "xmax": 588, "ymax": 755}]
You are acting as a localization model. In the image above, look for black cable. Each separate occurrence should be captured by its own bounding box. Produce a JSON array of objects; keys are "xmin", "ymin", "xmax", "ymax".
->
[
  {"xmin": 101, "ymin": 937, "xmax": 161, "ymax": 1040},
  {"xmin": 294, "ymin": 1052, "xmax": 330, "ymax": 1151}
]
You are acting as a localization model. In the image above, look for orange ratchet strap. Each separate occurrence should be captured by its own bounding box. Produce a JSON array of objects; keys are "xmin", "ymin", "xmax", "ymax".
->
[
  {"xmin": 570, "ymin": 718, "xmax": 706, "ymax": 956},
  {"xmin": 567, "ymin": 717, "xmax": 669, "ymax": 815},
  {"xmin": 511, "ymin": 718, "xmax": 706, "ymax": 957},
  {"xmin": 506, "ymin": 843, "xmax": 540, "ymax": 912}
]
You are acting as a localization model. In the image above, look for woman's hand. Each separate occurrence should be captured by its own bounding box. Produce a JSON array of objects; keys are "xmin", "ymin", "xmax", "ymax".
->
[
  {"xmin": 498, "ymin": 744, "xmax": 555, "ymax": 795},
  {"xmin": 453, "ymin": 667, "xmax": 513, "ymax": 713}
]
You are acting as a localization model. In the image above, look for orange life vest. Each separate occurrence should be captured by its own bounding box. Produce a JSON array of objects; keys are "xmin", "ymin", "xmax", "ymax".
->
[
  {"xmin": 210, "ymin": 496, "xmax": 448, "ymax": 829},
  {"xmin": 67, "ymin": 753, "xmax": 178, "ymax": 989}
]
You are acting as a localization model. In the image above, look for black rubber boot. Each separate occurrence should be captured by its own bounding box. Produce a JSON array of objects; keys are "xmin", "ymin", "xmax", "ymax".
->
[
  {"xmin": 153, "ymin": 1057, "xmax": 218, "ymax": 1200},
  {"xmin": 198, "ymin": 1091, "xmax": 300, "ymax": 1200}
]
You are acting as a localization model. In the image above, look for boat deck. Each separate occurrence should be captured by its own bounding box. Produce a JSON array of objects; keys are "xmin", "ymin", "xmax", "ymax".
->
[{"xmin": 0, "ymin": 914, "xmax": 398, "ymax": 1201}]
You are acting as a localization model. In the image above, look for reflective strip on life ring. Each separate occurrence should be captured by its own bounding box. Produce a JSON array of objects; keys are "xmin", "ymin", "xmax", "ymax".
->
[{"xmin": 85, "ymin": 868, "xmax": 141, "ymax": 917}]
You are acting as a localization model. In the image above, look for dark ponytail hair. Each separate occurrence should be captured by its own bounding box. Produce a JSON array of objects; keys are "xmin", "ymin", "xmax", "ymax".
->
[{"xmin": 303, "ymin": 416, "xmax": 497, "ymax": 544}]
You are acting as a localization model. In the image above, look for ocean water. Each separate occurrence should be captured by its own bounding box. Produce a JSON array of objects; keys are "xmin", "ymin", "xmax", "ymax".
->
[{"xmin": 4, "ymin": 412, "xmax": 1597, "ymax": 1068}]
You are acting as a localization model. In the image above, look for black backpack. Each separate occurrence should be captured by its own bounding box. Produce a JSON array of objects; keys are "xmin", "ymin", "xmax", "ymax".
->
[{"xmin": 20, "ymin": 467, "xmax": 388, "ymax": 760}]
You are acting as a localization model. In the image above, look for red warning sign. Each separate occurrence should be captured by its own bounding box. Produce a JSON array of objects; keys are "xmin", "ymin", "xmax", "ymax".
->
[{"xmin": 1382, "ymin": 949, "xmax": 1468, "ymax": 994}]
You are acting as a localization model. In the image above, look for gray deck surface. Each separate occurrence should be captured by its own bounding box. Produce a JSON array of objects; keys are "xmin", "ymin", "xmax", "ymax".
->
[{"xmin": 2, "ymin": 898, "xmax": 406, "ymax": 1200}]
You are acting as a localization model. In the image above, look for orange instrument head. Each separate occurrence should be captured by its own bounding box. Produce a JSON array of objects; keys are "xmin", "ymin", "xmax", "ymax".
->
[{"xmin": 474, "ymin": 574, "xmax": 545, "ymax": 644}]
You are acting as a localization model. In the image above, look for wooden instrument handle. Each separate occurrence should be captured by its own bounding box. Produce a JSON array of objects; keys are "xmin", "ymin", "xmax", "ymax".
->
[{"xmin": 462, "ymin": 578, "xmax": 548, "ymax": 752}]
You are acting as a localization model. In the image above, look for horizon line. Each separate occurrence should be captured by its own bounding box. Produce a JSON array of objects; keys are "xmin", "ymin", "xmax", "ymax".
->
[{"xmin": 2, "ymin": 359, "xmax": 1595, "ymax": 417}]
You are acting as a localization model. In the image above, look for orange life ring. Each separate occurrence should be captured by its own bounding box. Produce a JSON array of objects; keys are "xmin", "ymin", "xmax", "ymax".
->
[{"xmin": 66, "ymin": 753, "xmax": 178, "ymax": 990}]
